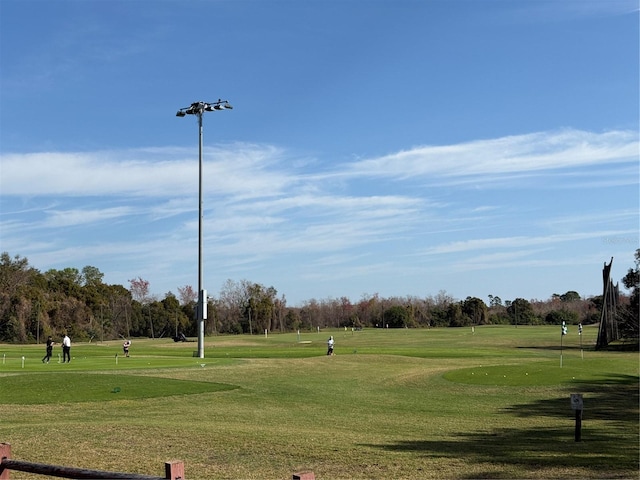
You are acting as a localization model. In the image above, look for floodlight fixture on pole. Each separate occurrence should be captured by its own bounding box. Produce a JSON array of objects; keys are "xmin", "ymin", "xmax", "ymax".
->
[{"xmin": 176, "ymin": 99, "xmax": 233, "ymax": 359}]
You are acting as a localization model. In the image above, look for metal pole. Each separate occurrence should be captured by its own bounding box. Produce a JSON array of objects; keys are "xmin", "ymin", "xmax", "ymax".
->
[
  {"xmin": 197, "ymin": 111, "xmax": 205, "ymax": 359},
  {"xmin": 177, "ymin": 100, "xmax": 231, "ymax": 357}
]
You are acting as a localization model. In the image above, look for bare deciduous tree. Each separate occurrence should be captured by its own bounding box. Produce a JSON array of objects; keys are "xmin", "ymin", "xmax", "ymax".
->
[{"xmin": 177, "ymin": 285, "xmax": 197, "ymax": 306}]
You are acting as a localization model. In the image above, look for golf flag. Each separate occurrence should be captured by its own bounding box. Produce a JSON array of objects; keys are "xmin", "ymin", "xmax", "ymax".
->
[
  {"xmin": 578, "ymin": 323, "xmax": 583, "ymax": 335},
  {"xmin": 562, "ymin": 321, "xmax": 568, "ymax": 335}
]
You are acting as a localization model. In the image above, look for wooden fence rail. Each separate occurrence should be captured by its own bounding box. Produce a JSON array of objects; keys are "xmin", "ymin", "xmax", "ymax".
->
[
  {"xmin": 1, "ymin": 443, "xmax": 314, "ymax": 480},
  {"xmin": 0, "ymin": 443, "xmax": 184, "ymax": 480}
]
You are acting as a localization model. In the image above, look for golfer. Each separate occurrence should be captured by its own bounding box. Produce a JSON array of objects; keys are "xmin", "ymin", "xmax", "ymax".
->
[
  {"xmin": 327, "ymin": 336, "xmax": 334, "ymax": 356},
  {"xmin": 123, "ymin": 339, "xmax": 131, "ymax": 357},
  {"xmin": 42, "ymin": 336, "xmax": 55, "ymax": 363},
  {"xmin": 62, "ymin": 334, "xmax": 71, "ymax": 363}
]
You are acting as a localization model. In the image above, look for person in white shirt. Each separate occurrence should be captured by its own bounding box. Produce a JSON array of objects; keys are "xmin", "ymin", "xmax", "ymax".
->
[
  {"xmin": 327, "ymin": 336, "xmax": 334, "ymax": 356},
  {"xmin": 62, "ymin": 334, "xmax": 71, "ymax": 363},
  {"xmin": 123, "ymin": 339, "xmax": 131, "ymax": 357}
]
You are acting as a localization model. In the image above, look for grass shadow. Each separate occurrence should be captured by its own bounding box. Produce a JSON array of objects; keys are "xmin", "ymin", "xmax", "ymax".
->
[
  {"xmin": 504, "ymin": 373, "xmax": 639, "ymax": 424},
  {"xmin": 365, "ymin": 426, "xmax": 637, "ymax": 478},
  {"xmin": 363, "ymin": 374, "xmax": 639, "ymax": 478}
]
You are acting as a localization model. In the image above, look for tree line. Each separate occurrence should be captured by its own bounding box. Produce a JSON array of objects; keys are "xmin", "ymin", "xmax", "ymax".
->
[{"xmin": 0, "ymin": 250, "xmax": 637, "ymax": 344}]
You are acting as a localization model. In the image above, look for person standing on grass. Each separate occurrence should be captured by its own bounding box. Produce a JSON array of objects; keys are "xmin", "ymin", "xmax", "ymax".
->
[
  {"xmin": 327, "ymin": 336, "xmax": 335, "ymax": 356},
  {"xmin": 42, "ymin": 336, "xmax": 55, "ymax": 363},
  {"xmin": 62, "ymin": 334, "xmax": 71, "ymax": 363},
  {"xmin": 123, "ymin": 339, "xmax": 131, "ymax": 357}
]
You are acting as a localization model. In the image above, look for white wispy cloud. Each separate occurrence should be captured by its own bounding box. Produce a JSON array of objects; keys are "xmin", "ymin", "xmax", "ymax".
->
[
  {"xmin": 418, "ymin": 229, "xmax": 637, "ymax": 256},
  {"xmin": 537, "ymin": 0, "xmax": 639, "ymax": 18},
  {"xmin": 2, "ymin": 16, "xmax": 164, "ymax": 93},
  {"xmin": 43, "ymin": 207, "xmax": 135, "ymax": 228},
  {"xmin": 339, "ymin": 129, "xmax": 638, "ymax": 182},
  {"xmin": 0, "ymin": 144, "xmax": 293, "ymax": 197},
  {"xmin": 496, "ymin": 0, "xmax": 639, "ymax": 25},
  {"xmin": 1, "ymin": 128, "xmax": 636, "ymax": 301},
  {"xmin": 2, "ymin": 129, "xmax": 636, "ymax": 203}
]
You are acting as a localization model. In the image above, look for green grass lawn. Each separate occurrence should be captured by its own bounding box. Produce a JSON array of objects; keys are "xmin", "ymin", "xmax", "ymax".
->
[{"xmin": 1, "ymin": 325, "xmax": 637, "ymax": 479}]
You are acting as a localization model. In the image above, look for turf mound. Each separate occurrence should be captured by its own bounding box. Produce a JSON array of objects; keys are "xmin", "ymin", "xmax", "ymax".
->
[{"xmin": 1, "ymin": 373, "xmax": 238, "ymax": 404}]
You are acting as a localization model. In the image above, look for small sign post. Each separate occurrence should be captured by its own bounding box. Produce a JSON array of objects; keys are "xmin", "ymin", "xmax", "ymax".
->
[{"xmin": 571, "ymin": 393, "xmax": 583, "ymax": 442}]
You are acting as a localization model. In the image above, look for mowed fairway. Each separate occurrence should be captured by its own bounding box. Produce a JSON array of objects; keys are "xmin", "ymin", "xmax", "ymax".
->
[{"xmin": 1, "ymin": 326, "xmax": 637, "ymax": 479}]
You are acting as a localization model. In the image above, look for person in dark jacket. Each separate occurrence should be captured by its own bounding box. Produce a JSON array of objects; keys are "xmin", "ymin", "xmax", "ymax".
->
[{"xmin": 42, "ymin": 336, "xmax": 55, "ymax": 363}]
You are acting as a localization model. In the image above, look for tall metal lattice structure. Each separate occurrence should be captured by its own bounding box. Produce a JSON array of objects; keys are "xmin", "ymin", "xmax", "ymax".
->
[{"xmin": 596, "ymin": 257, "xmax": 620, "ymax": 350}]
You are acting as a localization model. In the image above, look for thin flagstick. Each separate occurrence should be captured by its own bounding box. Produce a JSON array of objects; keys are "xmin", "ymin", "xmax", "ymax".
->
[{"xmin": 560, "ymin": 322, "xmax": 565, "ymax": 368}]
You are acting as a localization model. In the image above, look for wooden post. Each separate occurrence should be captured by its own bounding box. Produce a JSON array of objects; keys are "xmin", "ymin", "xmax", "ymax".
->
[
  {"xmin": 0, "ymin": 443, "xmax": 11, "ymax": 480},
  {"xmin": 293, "ymin": 472, "xmax": 315, "ymax": 480},
  {"xmin": 165, "ymin": 460, "xmax": 184, "ymax": 480},
  {"xmin": 574, "ymin": 409, "xmax": 582, "ymax": 442}
]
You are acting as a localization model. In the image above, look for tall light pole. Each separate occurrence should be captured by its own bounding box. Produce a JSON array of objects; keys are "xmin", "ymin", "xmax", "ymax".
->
[{"xmin": 176, "ymin": 100, "xmax": 233, "ymax": 358}]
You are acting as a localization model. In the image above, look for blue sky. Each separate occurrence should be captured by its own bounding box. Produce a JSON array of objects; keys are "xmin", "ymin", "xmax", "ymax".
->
[{"xmin": 1, "ymin": 0, "xmax": 638, "ymax": 306}]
